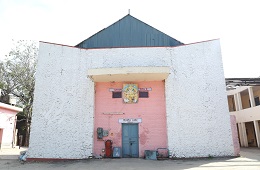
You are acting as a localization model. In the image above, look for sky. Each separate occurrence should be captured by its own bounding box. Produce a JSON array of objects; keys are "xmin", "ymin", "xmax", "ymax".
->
[{"xmin": 0, "ymin": 0, "xmax": 259, "ymax": 78}]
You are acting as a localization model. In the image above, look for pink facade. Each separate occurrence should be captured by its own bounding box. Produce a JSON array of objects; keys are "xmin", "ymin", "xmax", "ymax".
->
[
  {"xmin": 0, "ymin": 108, "xmax": 16, "ymax": 147},
  {"xmin": 0, "ymin": 108, "xmax": 18, "ymax": 115},
  {"xmin": 94, "ymin": 81, "xmax": 167, "ymax": 157},
  {"xmin": 0, "ymin": 103, "xmax": 22, "ymax": 148},
  {"xmin": 230, "ymin": 115, "xmax": 240, "ymax": 156}
]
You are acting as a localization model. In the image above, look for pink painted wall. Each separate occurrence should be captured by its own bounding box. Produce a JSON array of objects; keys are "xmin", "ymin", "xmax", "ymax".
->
[
  {"xmin": 94, "ymin": 81, "xmax": 167, "ymax": 157},
  {"xmin": 0, "ymin": 108, "xmax": 18, "ymax": 115},
  {"xmin": 0, "ymin": 129, "xmax": 3, "ymax": 145},
  {"xmin": 0, "ymin": 106, "xmax": 19, "ymax": 148},
  {"xmin": 230, "ymin": 115, "xmax": 240, "ymax": 156}
]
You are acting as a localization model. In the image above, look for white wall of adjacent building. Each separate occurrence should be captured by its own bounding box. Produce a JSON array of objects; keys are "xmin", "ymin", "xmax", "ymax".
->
[{"xmin": 228, "ymin": 86, "xmax": 260, "ymax": 148}]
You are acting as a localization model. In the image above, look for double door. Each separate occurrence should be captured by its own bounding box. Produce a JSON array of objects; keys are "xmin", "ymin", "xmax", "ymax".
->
[{"xmin": 122, "ymin": 124, "xmax": 139, "ymax": 158}]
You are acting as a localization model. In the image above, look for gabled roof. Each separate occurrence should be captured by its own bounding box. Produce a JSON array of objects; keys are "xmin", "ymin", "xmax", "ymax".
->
[{"xmin": 76, "ymin": 14, "xmax": 183, "ymax": 49}]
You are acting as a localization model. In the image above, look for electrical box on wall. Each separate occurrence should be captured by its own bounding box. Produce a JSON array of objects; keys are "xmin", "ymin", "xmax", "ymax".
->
[
  {"xmin": 103, "ymin": 130, "xmax": 109, "ymax": 137},
  {"xmin": 97, "ymin": 127, "xmax": 103, "ymax": 139}
]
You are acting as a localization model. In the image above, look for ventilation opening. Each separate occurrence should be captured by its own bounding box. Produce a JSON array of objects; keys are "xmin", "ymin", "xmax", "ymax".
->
[
  {"xmin": 112, "ymin": 92, "xmax": 122, "ymax": 98},
  {"xmin": 139, "ymin": 91, "xmax": 149, "ymax": 98}
]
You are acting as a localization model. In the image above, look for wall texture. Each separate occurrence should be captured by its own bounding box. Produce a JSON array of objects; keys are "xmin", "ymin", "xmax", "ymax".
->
[
  {"xmin": 165, "ymin": 40, "xmax": 234, "ymax": 158},
  {"xmin": 28, "ymin": 45, "xmax": 95, "ymax": 159},
  {"xmin": 28, "ymin": 39, "xmax": 235, "ymax": 159}
]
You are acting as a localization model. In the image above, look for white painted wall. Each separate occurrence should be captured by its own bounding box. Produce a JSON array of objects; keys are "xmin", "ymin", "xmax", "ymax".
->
[
  {"xmin": 227, "ymin": 86, "xmax": 249, "ymax": 96},
  {"xmin": 165, "ymin": 41, "xmax": 234, "ymax": 157},
  {"xmin": 230, "ymin": 105, "xmax": 260, "ymax": 123},
  {"xmin": 28, "ymin": 39, "xmax": 234, "ymax": 159},
  {"xmin": 28, "ymin": 45, "xmax": 95, "ymax": 159},
  {"xmin": 228, "ymin": 86, "xmax": 260, "ymax": 124}
]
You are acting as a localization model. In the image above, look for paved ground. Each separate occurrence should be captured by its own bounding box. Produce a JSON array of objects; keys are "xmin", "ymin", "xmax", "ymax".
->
[
  {"xmin": 0, "ymin": 147, "xmax": 27, "ymax": 160},
  {"xmin": 0, "ymin": 147, "xmax": 260, "ymax": 170}
]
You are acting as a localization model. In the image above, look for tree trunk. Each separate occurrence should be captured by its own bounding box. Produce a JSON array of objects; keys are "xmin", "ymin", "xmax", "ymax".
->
[
  {"xmin": 24, "ymin": 106, "xmax": 31, "ymax": 147},
  {"xmin": 24, "ymin": 118, "xmax": 30, "ymax": 146}
]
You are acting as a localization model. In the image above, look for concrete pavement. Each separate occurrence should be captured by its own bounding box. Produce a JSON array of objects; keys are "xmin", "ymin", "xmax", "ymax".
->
[
  {"xmin": 0, "ymin": 147, "xmax": 27, "ymax": 159},
  {"xmin": 0, "ymin": 147, "xmax": 260, "ymax": 170}
]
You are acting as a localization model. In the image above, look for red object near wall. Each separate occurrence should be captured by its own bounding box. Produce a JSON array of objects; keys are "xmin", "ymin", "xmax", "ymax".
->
[{"xmin": 105, "ymin": 140, "xmax": 113, "ymax": 157}]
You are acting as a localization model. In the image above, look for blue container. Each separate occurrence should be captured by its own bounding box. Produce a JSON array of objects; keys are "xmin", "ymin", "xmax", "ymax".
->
[
  {"xmin": 144, "ymin": 150, "xmax": 157, "ymax": 160},
  {"xmin": 113, "ymin": 147, "xmax": 121, "ymax": 158}
]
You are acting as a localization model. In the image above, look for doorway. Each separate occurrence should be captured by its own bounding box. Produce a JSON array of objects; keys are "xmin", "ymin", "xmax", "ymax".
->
[
  {"xmin": 245, "ymin": 121, "xmax": 257, "ymax": 147},
  {"xmin": 122, "ymin": 123, "xmax": 139, "ymax": 158}
]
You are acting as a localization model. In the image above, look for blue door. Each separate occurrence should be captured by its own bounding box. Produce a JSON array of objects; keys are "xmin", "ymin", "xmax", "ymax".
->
[{"xmin": 122, "ymin": 124, "xmax": 139, "ymax": 158}]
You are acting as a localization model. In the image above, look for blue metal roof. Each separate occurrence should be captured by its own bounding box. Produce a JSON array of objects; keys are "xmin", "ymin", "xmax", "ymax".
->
[{"xmin": 76, "ymin": 14, "xmax": 183, "ymax": 49}]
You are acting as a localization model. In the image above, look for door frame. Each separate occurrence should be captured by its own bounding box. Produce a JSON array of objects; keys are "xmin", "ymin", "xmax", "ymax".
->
[{"xmin": 122, "ymin": 123, "xmax": 139, "ymax": 158}]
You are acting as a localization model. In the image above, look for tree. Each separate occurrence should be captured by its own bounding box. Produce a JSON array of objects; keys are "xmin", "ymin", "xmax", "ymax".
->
[{"xmin": 0, "ymin": 40, "xmax": 37, "ymax": 146}]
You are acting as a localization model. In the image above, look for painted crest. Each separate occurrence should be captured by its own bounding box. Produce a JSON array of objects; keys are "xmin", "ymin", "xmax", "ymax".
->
[{"xmin": 122, "ymin": 84, "xmax": 138, "ymax": 103}]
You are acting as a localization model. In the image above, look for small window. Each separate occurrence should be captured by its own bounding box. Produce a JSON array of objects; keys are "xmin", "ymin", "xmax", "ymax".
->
[
  {"xmin": 112, "ymin": 92, "xmax": 122, "ymax": 98},
  {"xmin": 139, "ymin": 91, "xmax": 149, "ymax": 98}
]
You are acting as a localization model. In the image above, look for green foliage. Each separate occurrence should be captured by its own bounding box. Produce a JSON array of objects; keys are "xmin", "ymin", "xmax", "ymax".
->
[
  {"xmin": 208, "ymin": 154, "xmax": 213, "ymax": 159},
  {"xmin": 0, "ymin": 40, "xmax": 38, "ymax": 146}
]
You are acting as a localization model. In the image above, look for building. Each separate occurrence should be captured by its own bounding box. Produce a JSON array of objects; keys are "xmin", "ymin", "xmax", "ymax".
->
[
  {"xmin": 27, "ymin": 14, "xmax": 238, "ymax": 160},
  {"xmin": 0, "ymin": 102, "xmax": 23, "ymax": 149},
  {"xmin": 227, "ymin": 85, "xmax": 260, "ymax": 148}
]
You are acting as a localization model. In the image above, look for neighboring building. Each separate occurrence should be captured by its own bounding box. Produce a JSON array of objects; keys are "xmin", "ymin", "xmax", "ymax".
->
[
  {"xmin": 28, "ymin": 14, "xmax": 238, "ymax": 160},
  {"xmin": 0, "ymin": 102, "xmax": 23, "ymax": 149},
  {"xmin": 227, "ymin": 86, "xmax": 260, "ymax": 148}
]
